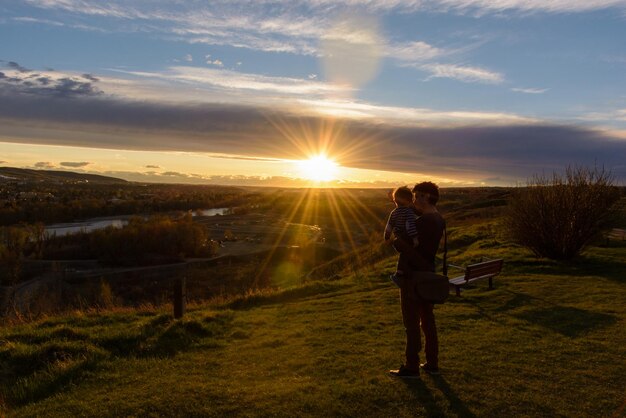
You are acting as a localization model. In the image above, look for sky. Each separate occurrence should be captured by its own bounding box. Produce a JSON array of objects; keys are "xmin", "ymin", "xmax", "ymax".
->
[{"xmin": 0, "ymin": 0, "xmax": 625, "ymax": 187}]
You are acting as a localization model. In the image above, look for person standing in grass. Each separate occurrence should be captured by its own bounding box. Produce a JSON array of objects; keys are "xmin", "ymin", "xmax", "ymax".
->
[{"xmin": 389, "ymin": 181, "xmax": 446, "ymax": 378}]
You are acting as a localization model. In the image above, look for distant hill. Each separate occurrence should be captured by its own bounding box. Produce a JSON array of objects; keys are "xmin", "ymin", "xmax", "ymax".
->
[{"xmin": 0, "ymin": 167, "xmax": 128, "ymax": 184}]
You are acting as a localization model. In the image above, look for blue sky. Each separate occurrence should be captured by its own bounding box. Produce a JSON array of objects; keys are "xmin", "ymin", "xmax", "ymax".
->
[{"xmin": 1, "ymin": 0, "xmax": 625, "ymax": 186}]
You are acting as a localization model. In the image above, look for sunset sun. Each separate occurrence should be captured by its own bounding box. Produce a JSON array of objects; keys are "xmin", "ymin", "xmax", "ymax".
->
[{"xmin": 296, "ymin": 155, "xmax": 339, "ymax": 182}]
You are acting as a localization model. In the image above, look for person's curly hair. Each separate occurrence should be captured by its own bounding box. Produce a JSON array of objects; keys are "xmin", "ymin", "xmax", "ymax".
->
[{"xmin": 412, "ymin": 182, "xmax": 439, "ymax": 205}]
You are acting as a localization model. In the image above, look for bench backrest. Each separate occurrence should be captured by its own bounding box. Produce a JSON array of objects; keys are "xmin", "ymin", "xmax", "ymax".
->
[
  {"xmin": 465, "ymin": 259, "xmax": 503, "ymax": 281},
  {"xmin": 609, "ymin": 228, "xmax": 626, "ymax": 240}
]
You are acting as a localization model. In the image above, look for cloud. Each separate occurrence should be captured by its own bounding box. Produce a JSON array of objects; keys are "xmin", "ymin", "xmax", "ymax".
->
[
  {"xmin": 511, "ymin": 87, "xmax": 549, "ymax": 94},
  {"xmin": 184, "ymin": 54, "xmax": 193, "ymax": 62},
  {"xmin": 1, "ymin": 63, "xmax": 103, "ymax": 98},
  {"xmin": 161, "ymin": 171, "xmax": 188, "ymax": 177},
  {"xmin": 0, "ymin": 2, "xmax": 450, "ymax": 62},
  {"xmin": 12, "ymin": 16, "xmax": 65, "ymax": 26},
  {"xmin": 101, "ymin": 170, "xmax": 439, "ymax": 187},
  {"xmin": 113, "ymin": 66, "xmax": 352, "ymax": 96},
  {"xmin": 7, "ymin": 61, "xmax": 32, "ymax": 73},
  {"xmin": 24, "ymin": 0, "xmax": 626, "ymax": 21},
  {"xmin": 17, "ymin": 0, "xmax": 626, "ymax": 77},
  {"xmin": 81, "ymin": 73, "xmax": 99, "ymax": 82},
  {"xmin": 207, "ymin": 59, "xmax": 223, "ymax": 67},
  {"xmin": 420, "ymin": 63, "xmax": 505, "ymax": 84},
  {"xmin": 387, "ymin": 41, "xmax": 445, "ymax": 62},
  {"xmin": 1, "ymin": 63, "xmax": 625, "ymax": 183},
  {"xmin": 578, "ymin": 109, "xmax": 626, "ymax": 122},
  {"xmin": 1, "ymin": 85, "xmax": 626, "ymax": 182},
  {"xmin": 296, "ymin": 98, "xmax": 532, "ymax": 124},
  {"xmin": 204, "ymin": 154, "xmax": 286, "ymax": 162},
  {"xmin": 60, "ymin": 161, "xmax": 91, "ymax": 167},
  {"xmin": 34, "ymin": 161, "xmax": 55, "ymax": 169},
  {"xmin": 145, "ymin": 164, "xmax": 161, "ymax": 169},
  {"xmin": 429, "ymin": 0, "xmax": 626, "ymax": 15}
]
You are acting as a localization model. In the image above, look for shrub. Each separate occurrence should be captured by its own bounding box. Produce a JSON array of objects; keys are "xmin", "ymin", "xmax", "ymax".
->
[{"xmin": 505, "ymin": 166, "xmax": 620, "ymax": 260}]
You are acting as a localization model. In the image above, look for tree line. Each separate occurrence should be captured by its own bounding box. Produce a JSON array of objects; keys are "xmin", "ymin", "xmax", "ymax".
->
[
  {"xmin": 0, "ymin": 182, "xmax": 250, "ymax": 225},
  {"xmin": 0, "ymin": 214, "xmax": 218, "ymax": 285}
]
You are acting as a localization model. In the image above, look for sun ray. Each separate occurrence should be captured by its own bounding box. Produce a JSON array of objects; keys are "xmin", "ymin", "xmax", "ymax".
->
[
  {"xmin": 335, "ymin": 189, "xmax": 376, "ymax": 245},
  {"xmin": 252, "ymin": 188, "xmax": 312, "ymax": 286},
  {"xmin": 339, "ymin": 188, "xmax": 388, "ymax": 232},
  {"xmin": 326, "ymin": 188, "xmax": 360, "ymax": 256}
]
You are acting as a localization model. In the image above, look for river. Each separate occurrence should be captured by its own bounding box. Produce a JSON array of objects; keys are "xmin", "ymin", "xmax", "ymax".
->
[{"xmin": 44, "ymin": 207, "xmax": 231, "ymax": 237}]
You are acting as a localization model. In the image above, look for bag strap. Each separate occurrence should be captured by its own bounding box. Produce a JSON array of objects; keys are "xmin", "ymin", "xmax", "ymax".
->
[{"xmin": 442, "ymin": 223, "xmax": 448, "ymax": 277}]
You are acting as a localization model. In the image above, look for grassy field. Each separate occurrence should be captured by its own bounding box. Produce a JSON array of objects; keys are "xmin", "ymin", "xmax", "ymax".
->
[{"xmin": 1, "ymin": 221, "xmax": 625, "ymax": 417}]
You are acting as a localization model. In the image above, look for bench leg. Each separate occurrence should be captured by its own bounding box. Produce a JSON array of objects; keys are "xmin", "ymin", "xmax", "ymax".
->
[
  {"xmin": 455, "ymin": 285, "xmax": 461, "ymax": 297},
  {"xmin": 488, "ymin": 277, "xmax": 493, "ymax": 290}
]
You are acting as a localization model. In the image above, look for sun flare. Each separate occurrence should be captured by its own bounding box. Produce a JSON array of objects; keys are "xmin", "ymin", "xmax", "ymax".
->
[{"xmin": 296, "ymin": 155, "xmax": 339, "ymax": 182}]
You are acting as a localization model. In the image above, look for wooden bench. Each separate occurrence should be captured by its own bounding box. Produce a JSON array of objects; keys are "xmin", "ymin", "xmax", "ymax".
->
[
  {"xmin": 448, "ymin": 259, "xmax": 504, "ymax": 296},
  {"xmin": 606, "ymin": 228, "xmax": 626, "ymax": 242}
]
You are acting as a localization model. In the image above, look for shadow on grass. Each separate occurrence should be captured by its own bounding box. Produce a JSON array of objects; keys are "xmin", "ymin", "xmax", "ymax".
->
[
  {"xmin": 492, "ymin": 291, "xmax": 536, "ymax": 313},
  {"xmin": 430, "ymin": 375, "xmax": 477, "ymax": 418},
  {"xmin": 505, "ymin": 253, "xmax": 626, "ymax": 283},
  {"xmin": 398, "ymin": 374, "xmax": 476, "ymax": 416},
  {"xmin": 455, "ymin": 289, "xmax": 618, "ymax": 338},
  {"xmin": 98, "ymin": 312, "xmax": 232, "ymax": 358},
  {"xmin": 398, "ymin": 377, "xmax": 446, "ymax": 417},
  {"xmin": 95, "ymin": 313, "xmax": 172, "ymax": 356},
  {"xmin": 7, "ymin": 357, "xmax": 101, "ymax": 407},
  {"xmin": 514, "ymin": 306, "xmax": 618, "ymax": 338},
  {"xmin": 0, "ymin": 339, "xmax": 107, "ymax": 407}
]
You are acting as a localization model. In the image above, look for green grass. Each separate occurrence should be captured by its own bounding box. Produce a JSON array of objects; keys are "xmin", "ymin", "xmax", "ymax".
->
[{"xmin": 2, "ymin": 238, "xmax": 626, "ymax": 416}]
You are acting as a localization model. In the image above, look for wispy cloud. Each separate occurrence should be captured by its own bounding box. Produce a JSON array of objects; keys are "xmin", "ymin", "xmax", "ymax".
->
[
  {"xmin": 12, "ymin": 16, "xmax": 65, "ymax": 26},
  {"xmin": 578, "ymin": 109, "xmax": 626, "ymax": 122},
  {"xmin": 34, "ymin": 161, "xmax": 55, "ymax": 169},
  {"xmin": 431, "ymin": 0, "xmax": 626, "ymax": 15},
  {"xmin": 60, "ymin": 161, "xmax": 91, "ymax": 167},
  {"xmin": 112, "ymin": 66, "xmax": 353, "ymax": 96},
  {"xmin": 24, "ymin": 0, "xmax": 626, "ymax": 19},
  {"xmin": 511, "ymin": 87, "xmax": 549, "ymax": 94},
  {"xmin": 18, "ymin": 0, "xmax": 626, "ymax": 68},
  {"xmin": 387, "ymin": 41, "xmax": 445, "ymax": 62},
  {"xmin": 419, "ymin": 63, "xmax": 505, "ymax": 84},
  {"xmin": 297, "ymin": 98, "xmax": 532, "ymax": 124}
]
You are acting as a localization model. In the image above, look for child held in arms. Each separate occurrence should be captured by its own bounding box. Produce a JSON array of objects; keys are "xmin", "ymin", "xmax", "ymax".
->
[{"xmin": 384, "ymin": 186, "xmax": 419, "ymax": 287}]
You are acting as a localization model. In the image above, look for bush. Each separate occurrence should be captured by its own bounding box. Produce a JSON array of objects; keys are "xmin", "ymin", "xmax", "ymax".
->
[
  {"xmin": 88, "ymin": 214, "xmax": 214, "ymax": 265},
  {"xmin": 505, "ymin": 166, "xmax": 620, "ymax": 260}
]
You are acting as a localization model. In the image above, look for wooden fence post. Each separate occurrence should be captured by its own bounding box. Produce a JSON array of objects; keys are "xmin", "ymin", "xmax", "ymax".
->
[{"xmin": 173, "ymin": 277, "xmax": 186, "ymax": 319}]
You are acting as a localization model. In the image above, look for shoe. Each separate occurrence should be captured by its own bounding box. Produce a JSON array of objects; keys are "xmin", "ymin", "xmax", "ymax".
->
[
  {"xmin": 389, "ymin": 365, "xmax": 420, "ymax": 378},
  {"xmin": 390, "ymin": 273, "xmax": 403, "ymax": 288},
  {"xmin": 420, "ymin": 363, "xmax": 440, "ymax": 375}
]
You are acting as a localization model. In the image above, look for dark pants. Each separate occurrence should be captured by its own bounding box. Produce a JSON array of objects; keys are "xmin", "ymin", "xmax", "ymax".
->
[
  {"xmin": 396, "ymin": 251, "xmax": 411, "ymax": 275},
  {"xmin": 400, "ymin": 276, "xmax": 438, "ymax": 371}
]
